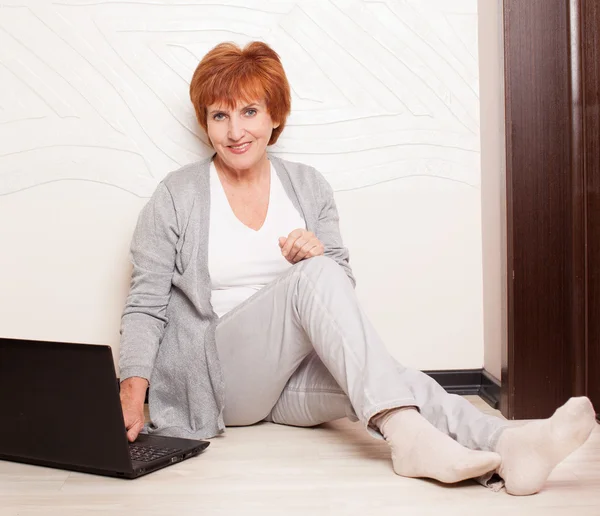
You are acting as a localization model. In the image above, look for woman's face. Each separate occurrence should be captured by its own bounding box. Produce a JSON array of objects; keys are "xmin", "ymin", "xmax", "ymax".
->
[{"xmin": 206, "ymin": 99, "xmax": 279, "ymax": 173}]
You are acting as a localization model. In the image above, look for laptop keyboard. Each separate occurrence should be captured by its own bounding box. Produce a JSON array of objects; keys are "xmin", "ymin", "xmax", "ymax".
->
[{"xmin": 129, "ymin": 444, "xmax": 182, "ymax": 462}]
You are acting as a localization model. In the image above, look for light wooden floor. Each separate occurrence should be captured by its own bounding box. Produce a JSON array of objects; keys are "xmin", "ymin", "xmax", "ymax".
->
[{"xmin": 1, "ymin": 397, "xmax": 599, "ymax": 516}]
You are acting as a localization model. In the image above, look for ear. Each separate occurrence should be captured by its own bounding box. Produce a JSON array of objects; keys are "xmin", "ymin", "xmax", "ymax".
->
[{"xmin": 273, "ymin": 121, "xmax": 280, "ymax": 129}]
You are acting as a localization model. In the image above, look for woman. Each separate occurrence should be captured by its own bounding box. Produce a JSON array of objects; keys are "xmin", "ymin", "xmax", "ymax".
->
[{"xmin": 119, "ymin": 41, "xmax": 596, "ymax": 496}]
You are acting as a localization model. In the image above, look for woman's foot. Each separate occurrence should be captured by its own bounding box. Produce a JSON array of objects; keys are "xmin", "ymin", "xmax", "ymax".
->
[
  {"xmin": 374, "ymin": 407, "xmax": 501, "ymax": 484},
  {"xmin": 495, "ymin": 396, "xmax": 596, "ymax": 496}
]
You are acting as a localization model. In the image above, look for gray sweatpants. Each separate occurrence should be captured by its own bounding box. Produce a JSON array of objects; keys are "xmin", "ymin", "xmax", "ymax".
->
[{"xmin": 215, "ymin": 256, "xmax": 509, "ymax": 460}]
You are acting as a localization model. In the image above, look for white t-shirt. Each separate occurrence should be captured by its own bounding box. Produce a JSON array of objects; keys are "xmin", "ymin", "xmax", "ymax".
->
[{"xmin": 208, "ymin": 161, "xmax": 307, "ymax": 318}]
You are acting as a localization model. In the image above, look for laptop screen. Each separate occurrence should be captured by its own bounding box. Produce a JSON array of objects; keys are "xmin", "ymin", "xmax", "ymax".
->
[{"xmin": 0, "ymin": 338, "xmax": 132, "ymax": 473}]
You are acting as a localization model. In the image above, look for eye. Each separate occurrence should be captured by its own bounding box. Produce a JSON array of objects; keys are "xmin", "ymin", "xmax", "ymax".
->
[
  {"xmin": 212, "ymin": 112, "xmax": 226, "ymax": 121},
  {"xmin": 245, "ymin": 108, "xmax": 257, "ymax": 117}
]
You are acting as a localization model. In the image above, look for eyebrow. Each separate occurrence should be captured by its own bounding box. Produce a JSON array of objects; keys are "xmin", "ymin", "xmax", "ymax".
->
[{"xmin": 208, "ymin": 103, "xmax": 261, "ymax": 116}]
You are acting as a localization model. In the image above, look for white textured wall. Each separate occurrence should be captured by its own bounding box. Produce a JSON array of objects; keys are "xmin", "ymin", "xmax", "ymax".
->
[
  {"xmin": 479, "ymin": 0, "xmax": 505, "ymax": 381},
  {"xmin": 0, "ymin": 0, "xmax": 483, "ymax": 371}
]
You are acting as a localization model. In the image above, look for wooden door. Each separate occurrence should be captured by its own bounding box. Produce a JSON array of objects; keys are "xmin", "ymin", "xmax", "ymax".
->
[{"xmin": 503, "ymin": 0, "xmax": 600, "ymax": 419}]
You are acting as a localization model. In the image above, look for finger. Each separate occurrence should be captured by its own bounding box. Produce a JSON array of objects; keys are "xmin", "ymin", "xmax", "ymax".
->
[
  {"xmin": 127, "ymin": 420, "xmax": 144, "ymax": 442},
  {"xmin": 127, "ymin": 427, "xmax": 139, "ymax": 442},
  {"xmin": 310, "ymin": 244, "xmax": 325, "ymax": 257},
  {"xmin": 278, "ymin": 237, "xmax": 286, "ymax": 248},
  {"xmin": 282, "ymin": 235, "xmax": 300, "ymax": 258},
  {"xmin": 293, "ymin": 242, "xmax": 320, "ymax": 263},
  {"xmin": 292, "ymin": 240, "xmax": 317, "ymax": 262},
  {"xmin": 288, "ymin": 237, "xmax": 309, "ymax": 262},
  {"xmin": 289, "ymin": 228, "xmax": 305, "ymax": 238},
  {"xmin": 286, "ymin": 231, "xmax": 315, "ymax": 261},
  {"xmin": 282, "ymin": 229, "xmax": 305, "ymax": 257}
]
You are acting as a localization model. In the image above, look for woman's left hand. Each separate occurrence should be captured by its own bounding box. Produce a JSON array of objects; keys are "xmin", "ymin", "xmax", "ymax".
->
[{"xmin": 279, "ymin": 229, "xmax": 325, "ymax": 264}]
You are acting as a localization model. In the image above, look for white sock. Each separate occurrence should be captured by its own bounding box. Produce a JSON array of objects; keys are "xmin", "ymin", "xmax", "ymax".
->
[
  {"xmin": 495, "ymin": 396, "xmax": 596, "ymax": 496},
  {"xmin": 374, "ymin": 407, "xmax": 502, "ymax": 484}
]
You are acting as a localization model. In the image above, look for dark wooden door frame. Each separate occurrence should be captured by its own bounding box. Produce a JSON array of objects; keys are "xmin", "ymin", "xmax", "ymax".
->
[
  {"xmin": 583, "ymin": 0, "xmax": 600, "ymax": 420},
  {"xmin": 502, "ymin": 0, "xmax": 600, "ymax": 419}
]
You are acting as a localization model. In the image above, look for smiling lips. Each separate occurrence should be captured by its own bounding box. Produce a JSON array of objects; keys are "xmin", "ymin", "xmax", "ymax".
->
[{"xmin": 227, "ymin": 142, "xmax": 251, "ymax": 154}]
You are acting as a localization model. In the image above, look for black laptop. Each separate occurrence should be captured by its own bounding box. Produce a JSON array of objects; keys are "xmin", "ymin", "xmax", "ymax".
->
[{"xmin": 0, "ymin": 338, "xmax": 209, "ymax": 478}]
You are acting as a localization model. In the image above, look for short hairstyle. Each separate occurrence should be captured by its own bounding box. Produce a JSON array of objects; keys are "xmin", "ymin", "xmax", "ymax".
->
[{"xmin": 189, "ymin": 41, "xmax": 291, "ymax": 146}]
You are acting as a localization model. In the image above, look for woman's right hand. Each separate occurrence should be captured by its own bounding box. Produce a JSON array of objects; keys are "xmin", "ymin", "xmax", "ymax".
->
[{"xmin": 119, "ymin": 377, "xmax": 148, "ymax": 442}]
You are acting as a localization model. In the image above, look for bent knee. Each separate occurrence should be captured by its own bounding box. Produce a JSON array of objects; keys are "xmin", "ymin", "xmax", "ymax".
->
[{"xmin": 296, "ymin": 255, "xmax": 344, "ymax": 278}]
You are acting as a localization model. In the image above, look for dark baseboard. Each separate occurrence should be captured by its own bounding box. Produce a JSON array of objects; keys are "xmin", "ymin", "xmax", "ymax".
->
[
  {"xmin": 120, "ymin": 368, "xmax": 502, "ymax": 410},
  {"xmin": 424, "ymin": 368, "xmax": 501, "ymax": 410}
]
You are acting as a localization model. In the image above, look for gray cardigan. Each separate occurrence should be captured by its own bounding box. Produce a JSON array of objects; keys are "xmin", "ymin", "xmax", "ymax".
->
[{"xmin": 119, "ymin": 155, "xmax": 355, "ymax": 439}]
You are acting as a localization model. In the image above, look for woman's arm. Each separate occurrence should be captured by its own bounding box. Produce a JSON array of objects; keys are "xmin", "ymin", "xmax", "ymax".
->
[
  {"xmin": 119, "ymin": 181, "xmax": 180, "ymax": 383},
  {"xmin": 314, "ymin": 171, "xmax": 356, "ymax": 288},
  {"xmin": 119, "ymin": 376, "xmax": 148, "ymax": 442},
  {"xmin": 119, "ymin": 181, "xmax": 179, "ymax": 441}
]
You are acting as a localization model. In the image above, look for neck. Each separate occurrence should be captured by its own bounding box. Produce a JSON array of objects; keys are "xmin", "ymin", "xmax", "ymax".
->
[{"xmin": 213, "ymin": 153, "xmax": 270, "ymax": 185}]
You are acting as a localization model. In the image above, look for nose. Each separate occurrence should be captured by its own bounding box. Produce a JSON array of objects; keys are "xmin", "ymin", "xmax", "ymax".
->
[{"xmin": 227, "ymin": 115, "xmax": 245, "ymax": 142}]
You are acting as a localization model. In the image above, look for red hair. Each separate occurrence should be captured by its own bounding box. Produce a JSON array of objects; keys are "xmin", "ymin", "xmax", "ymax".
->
[{"xmin": 189, "ymin": 41, "xmax": 291, "ymax": 146}]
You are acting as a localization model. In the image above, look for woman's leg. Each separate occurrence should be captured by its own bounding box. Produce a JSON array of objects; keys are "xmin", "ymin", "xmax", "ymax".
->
[
  {"xmin": 214, "ymin": 260, "xmax": 363, "ymax": 428},
  {"xmin": 215, "ymin": 256, "xmax": 500, "ymax": 483},
  {"xmin": 263, "ymin": 351, "xmax": 359, "ymax": 427},
  {"xmin": 284, "ymin": 257, "xmax": 596, "ymax": 495},
  {"xmin": 263, "ymin": 352, "xmax": 507, "ymax": 488},
  {"xmin": 263, "ymin": 349, "xmax": 505, "ymax": 450}
]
